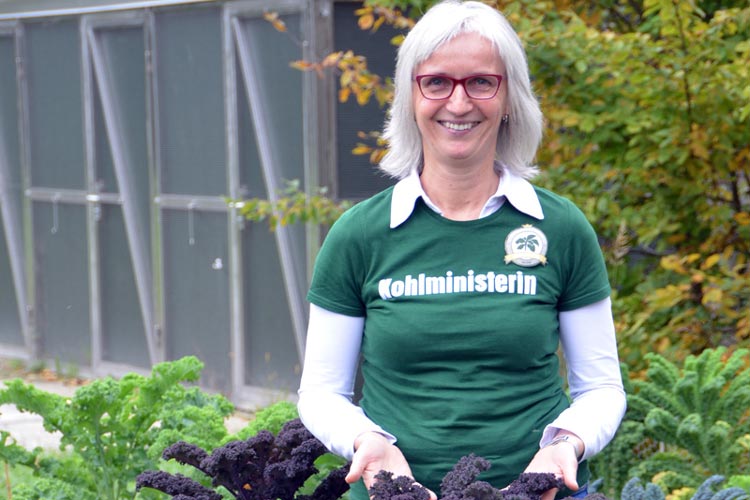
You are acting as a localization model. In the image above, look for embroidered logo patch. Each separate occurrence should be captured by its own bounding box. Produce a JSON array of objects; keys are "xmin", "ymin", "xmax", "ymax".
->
[{"xmin": 504, "ymin": 224, "xmax": 548, "ymax": 267}]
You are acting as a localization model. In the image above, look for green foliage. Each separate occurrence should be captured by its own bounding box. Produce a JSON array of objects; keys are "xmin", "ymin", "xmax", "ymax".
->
[
  {"xmin": 727, "ymin": 476, "xmax": 750, "ymax": 493},
  {"xmin": 0, "ymin": 356, "xmax": 234, "ymax": 500},
  {"xmin": 232, "ymin": 180, "xmax": 352, "ymax": 230},
  {"xmin": 589, "ymin": 420, "xmax": 648, "ymax": 498},
  {"xmin": 512, "ymin": 0, "xmax": 750, "ymax": 368},
  {"xmin": 620, "ymin": 477, "xmax": 667, "ymax": 500},
  {"xmin": 0, "ymin": 431, "xmax": 39, "ymax": 470},
  {"xmin": 620, "ymin": 476, "xmax": 750, "ymax": 500},
  {"xmin": 690, "ymin": 476, "xmax": 748, "ymax": 500},
  {"xmin": 592, "ymin": 348, "xmax": 750, "ymax": 497},
  {"xmin": 12, "ymin": 476, "xmax": 98, "ymax": 500},
  {"xmin": 228, "ymin": 400, "xmax": 299, "ymax": 441}
]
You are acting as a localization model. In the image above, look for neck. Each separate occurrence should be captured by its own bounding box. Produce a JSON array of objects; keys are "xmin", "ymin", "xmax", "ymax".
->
[{"xmin": 420, "ymin": 159, "xmax": 500, "ymax": 221}]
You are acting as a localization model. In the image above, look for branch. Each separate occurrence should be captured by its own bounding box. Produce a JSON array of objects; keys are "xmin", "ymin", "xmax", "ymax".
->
[{"xmin": 672, "ymin": 1, "xmax": 694, "ymax": 127}]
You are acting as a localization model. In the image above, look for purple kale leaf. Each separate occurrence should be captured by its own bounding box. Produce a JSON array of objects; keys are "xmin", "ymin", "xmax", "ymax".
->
[
  {"xmin": 370, "ymin": 454, "xmax": 566, "ymax": 500},
  {"xmin": 163, "ymin": 440, "xmax": 210, "ymax": 469},
  {"xmin": 502, "ymin": 472, "xmax": 563, "ymax": 500},
  {"xmin": 137, "ymin": 418, "xmax": 350, "ymax": 500},
  {"xmin": 369, "ymin": 470, "xmax": 432, "ymax": 500},
  {"xmin": 440, "ymin": 454, "xmax": 494, "ymax": 499},
  {"xmin": 136, "ymin": 470, "xmax": 223, "ymax": 500}
]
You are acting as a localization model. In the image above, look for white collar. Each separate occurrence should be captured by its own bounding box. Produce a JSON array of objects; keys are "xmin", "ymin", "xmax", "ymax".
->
[{"xmin": 389, "ymin": 166, "xmax": 544, "ymax": 228}]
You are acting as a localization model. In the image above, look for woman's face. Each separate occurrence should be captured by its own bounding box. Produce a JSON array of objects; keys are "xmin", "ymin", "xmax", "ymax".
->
[{"xmin": 413, "ymin": 32, "xmax": 507, "ymax": 169}]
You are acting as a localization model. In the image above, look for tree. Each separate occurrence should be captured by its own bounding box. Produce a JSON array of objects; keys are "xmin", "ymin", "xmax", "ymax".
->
[{"xmin": 258, "ymin": 0, "xmax": 750, "ymax": 371}]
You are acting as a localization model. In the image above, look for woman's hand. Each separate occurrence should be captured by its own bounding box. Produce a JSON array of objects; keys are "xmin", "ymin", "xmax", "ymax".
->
[
  {"xmin": 346, "ymin": 432, "xmax": 437, "ymax": 500},
  {"xmin": 523, "ymin": 433, "xmax": 583, "ymax": 500}
]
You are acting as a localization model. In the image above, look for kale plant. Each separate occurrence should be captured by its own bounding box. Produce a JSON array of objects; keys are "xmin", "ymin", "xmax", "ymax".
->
[
  {"xmin": 620, "ymin": 476, "xmax": 749, "ymax": 500},
  {"xmin": 591, "ymin": 348, "xmax": 750, "ymax": 496},
  {"xmin": 369, "ymin": 453, "xmax": 565, "ymax": 500},
  {"xmin": 0, "ymin": 356, "xmax": 233, "ymax": 500},
  {"xmin": 136, "ymin": 418, "xmax": 351, "ymax": 500}
]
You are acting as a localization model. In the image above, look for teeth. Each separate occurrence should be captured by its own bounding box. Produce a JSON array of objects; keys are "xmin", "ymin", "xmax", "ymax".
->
[{"xmin": 442, "ymin": 121, "xmax": 476, "ymax": 131}]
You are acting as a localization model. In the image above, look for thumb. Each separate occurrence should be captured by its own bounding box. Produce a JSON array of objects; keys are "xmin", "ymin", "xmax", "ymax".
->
[
  {"xmin": 561, "ymin": 464, "xmax": 579, "ymax": 492},
  {"xmin": 345, "ymin": 455, "xmax": 365, "ymax": 484}
]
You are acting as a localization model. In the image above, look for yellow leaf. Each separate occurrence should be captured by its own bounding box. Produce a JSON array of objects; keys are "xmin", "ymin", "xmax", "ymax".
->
[
  {"xmin": 702, "ymin": 254, "xmax": 721, "ymax": 270},
  {"xmin": 356, "ymin": 89, "xmax": 372, "ymax": 106},
  {"xmin": 352, "ymin": 144, "xmax": 372, "ymax": 155},
  {"xmin": 649, "ymin": 284, "xmax": 686, "ymax": 309},
  {"xmin": 390, "ymin": 34, "xmax": 406, "ymax": 46},
  {"xmin": 686, "ymin": 253, "xmax": 701, "ymax": 264},
  {"xmin": 340, "ymin": 71, "xmax": 353, "ymax": 87},
  {"xmin": 289, "ymin": 60, "xmax": 315, "ymax": 71},
  {"xmin": 702, "ymin": 287, "xmax": 723, "ymax": 305},
  {"xmin": 660, "ymin": 255, "xmax": 686, "ymax": 273},
  {"xmin": 321, "ymin": 51, "xmax": 343, "ymax": 67},
  {"xmin": 370, "ymin": 148, "xmax": 387, "ymax": 164},
  {"xmin": 562, "ymin": 114, "xmax": 579, "ymax": 127},
  {"xmin": 338, "ymin": 87, "xmax": 351, "ymax": 103},
  {"xmin": 262, "ymin": 12, "xmax": 287, "ymax": 32},
  {"xmin": 734, "ymin": 212, "xmax": 750, "ymax": 226},
  {"xmin": 358, "ymin": 14, "xmax": 374, "ymax": 30}
]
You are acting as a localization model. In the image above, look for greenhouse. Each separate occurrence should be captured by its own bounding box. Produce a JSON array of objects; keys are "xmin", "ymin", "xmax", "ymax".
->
[{"xmin": 0, "ymin": 0, "xmax": 398, "ymax": 405}]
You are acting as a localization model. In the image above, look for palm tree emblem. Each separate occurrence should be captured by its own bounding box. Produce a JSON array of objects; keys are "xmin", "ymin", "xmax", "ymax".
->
[
  {"xmin": 504, "ymin": 225, "xmax": 548, "ymax": 267},
  {"xmin": 516, "ymin": 234, "xmax": 540, "ymax": 253}
]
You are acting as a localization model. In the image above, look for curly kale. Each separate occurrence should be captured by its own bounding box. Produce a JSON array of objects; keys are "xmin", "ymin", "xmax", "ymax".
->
[
  {"xmin": 162, "ymin": 440, "xmax": 210, "ymax": 469},
  {"xmin": 136, "ymin": 418, "xmax": 350, "ymax": 500},
  {"xmin": 135, "ymin": 470, "xmax": 223, "ymax": 500},
  {"xmin": 440, "ymin": 454, "xmax": 495, "ymax": 500},
  {"xmin": 369, "ymin": 454, "xmax": 567, "ymax": 500},
  {"xmin": 369, "ymin": 470, "xmax": 433, "ymax": 500},
  {"xmin": 503, "ymin": 472, "xmax": 564, "ymax": 500},
  {"xmin": 297, "ymin": 462, "xmax": 353, "ymax": 500}
]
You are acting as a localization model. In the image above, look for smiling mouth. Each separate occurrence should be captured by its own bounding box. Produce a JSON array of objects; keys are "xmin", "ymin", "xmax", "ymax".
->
[{"xmin": 440, "ymin": 121, "xmax": 480, "ymax": 131}]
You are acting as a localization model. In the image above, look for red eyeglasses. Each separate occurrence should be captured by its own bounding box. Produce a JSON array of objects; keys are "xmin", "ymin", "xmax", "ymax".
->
[{"xmin": 415, "ymin": 74, "xmax": 503, "ymax": 100}]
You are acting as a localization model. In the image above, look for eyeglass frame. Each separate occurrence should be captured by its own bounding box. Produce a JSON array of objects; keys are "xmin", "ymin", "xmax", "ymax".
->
[{"xmin": 414, "ymin": 74, "xmax": 504, "ymax": 100}]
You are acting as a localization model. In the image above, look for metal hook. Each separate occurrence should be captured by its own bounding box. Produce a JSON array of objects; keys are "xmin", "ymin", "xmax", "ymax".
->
[
  {"xmin": 51, "ymin": 193, "xmax": 61, "ymax": 234},
  {"xmin": 187, "ymin": 200, "xmax": 196, "ymax": 246}
]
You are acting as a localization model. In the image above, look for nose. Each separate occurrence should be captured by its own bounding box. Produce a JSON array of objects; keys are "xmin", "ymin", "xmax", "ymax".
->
[{"xmin": 445, "ymin": 82, "xmax": 474, "ymax": 113}]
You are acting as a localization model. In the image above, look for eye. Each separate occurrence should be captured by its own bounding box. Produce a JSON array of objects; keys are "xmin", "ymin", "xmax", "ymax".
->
[
  {"xmin": 422, "ymin": 76, "xmax": 450, "ymax": 88},
  {"xmin": 466, "ymin": 76, "xmax": 494, "ymax": 89}
]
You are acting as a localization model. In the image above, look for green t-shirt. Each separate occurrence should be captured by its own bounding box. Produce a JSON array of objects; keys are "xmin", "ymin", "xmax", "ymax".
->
[{"xmin": 308, "ymin": 185, "xmax": 610, "ymax": 497}]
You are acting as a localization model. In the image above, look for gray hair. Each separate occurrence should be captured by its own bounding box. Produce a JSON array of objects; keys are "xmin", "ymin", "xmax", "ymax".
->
[{"xmin": 379, "ymin": 0, "xmax": 543, "ymax": 180}]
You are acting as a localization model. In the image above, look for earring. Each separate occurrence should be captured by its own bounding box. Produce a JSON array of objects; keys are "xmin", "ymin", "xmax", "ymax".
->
[{"xmin": 501, "ymin": 114, "xmax": 509, "ymax": 124}]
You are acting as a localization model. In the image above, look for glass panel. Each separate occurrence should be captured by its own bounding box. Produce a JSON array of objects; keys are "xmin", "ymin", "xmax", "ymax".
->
[
  {"xmin": 94, "ymin": 25, "xmax": 150, "ymax": 221},
  {"xmin": 236, "ymin": 14, "xmax": 304, "ymax": 191},
  {"xmin": 155, "ymin": 7, "xmax": 225, "ymax": 196},
  {"xmin": 334, "ymin": 3, "xmax": 402, "ymax": 199},
  {"xmin": 162, "ymin": 209, "xmax": 231, "ymax": 392},
  {"xmin": 235, "ymin": 13, "xmax": 308, "ymax": 390},
  {"xmin": 33, "ymin": 201, "xmax": 90, "ymax": 365},
  {"xmin": 242, "ymin": 222, "xmax": 301, "ymax": 391},
  {"xmin": 99, "ymin": 204, "xmax": 149, "ymax": 369},
  {"xmin": 26, "ymin": 19, "xmax": 85, "ymax": 189},
  {"xmin": 0, "ymin": 234, "xmax": 21, "ymax": 345},
  {"xmin": 0, "ymin": 34, "xmax": 23, "ymax": 346},
  {"xmin": 93, "ymin": 79, "xmax": 116, "ymax": 191},
  {"xmin": 236, "ymin": 13, "xmax": 306, "ymax": 295},
  {"xmin": 0, "ymin": 35, "xmax": 21, "ymax": 210}
]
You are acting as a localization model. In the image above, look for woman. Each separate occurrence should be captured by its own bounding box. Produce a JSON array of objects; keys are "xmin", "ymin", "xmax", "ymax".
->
[{"xmin": 297, "ymin": 2, "xmax": 626, "ymax": 500}]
